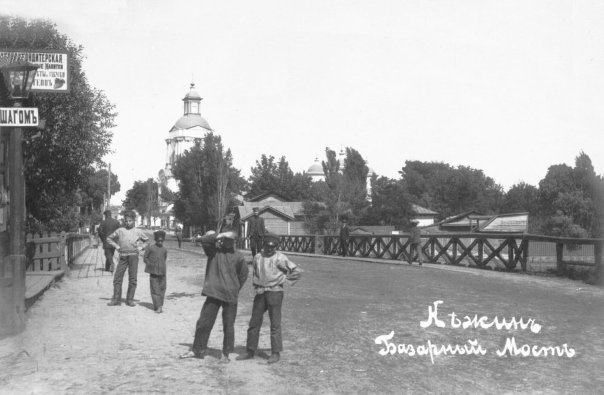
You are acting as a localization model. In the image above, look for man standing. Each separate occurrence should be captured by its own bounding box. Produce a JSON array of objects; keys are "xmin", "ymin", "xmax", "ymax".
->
[
  {"xmin": 339, "ymin": 218, "xmax": 350, "ymax": 257},
  {"xmin": 247, "ymin": 207, "xmax": 266, "ymax": 257},
  {"xmin": 98, "ymin": 209, "xmax": 121, "ymax": 272},
  {"xmin": 106, "ymin": 211, "xmax": 149, "ymax": 306},
  {"xmin": 180, "ymin": 229, "xmax": 248, "ymax": 363},
  {"xmin": 408, "ymin": 220, "xmax": 423, "ymax": 266},
  {"xmin": 175, "ymin": 225, "xmax": 183, "ymax": 249}
]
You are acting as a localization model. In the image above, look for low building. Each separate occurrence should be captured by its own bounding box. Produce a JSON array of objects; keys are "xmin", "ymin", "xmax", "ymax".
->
[{"xmin": 235, "ymin": 192, "xmax": 307, "ymax": 236}]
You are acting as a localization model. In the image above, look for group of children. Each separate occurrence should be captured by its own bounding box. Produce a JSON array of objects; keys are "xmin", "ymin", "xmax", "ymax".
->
[{"xmin": 105, "ymin": 210, "xmax": 302, "ymax": 363}]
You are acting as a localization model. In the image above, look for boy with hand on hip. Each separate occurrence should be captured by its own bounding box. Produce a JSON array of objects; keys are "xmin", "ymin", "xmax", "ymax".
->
[
  {"xmin": 106, "ymin": 210, "xmax": 149, "ymax": 307},
  {"xmin": 237, "ymin": 233, "xmax": 302, "ymax": 364},
  {"xmin": 144, "ymin": 230, "xmax": 168, "ymax": 313}
]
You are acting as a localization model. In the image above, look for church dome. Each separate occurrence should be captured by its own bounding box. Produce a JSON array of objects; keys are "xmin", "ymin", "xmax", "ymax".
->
[
  {"xmin": 170, "ymin": 113, "xmax": 212, "ymax": 132},
  {"xmin": 307, "ymin": 157, "xmax": 323, "ymax": 176},
  {"xmin": 183, "ymin": 87, "xmax": 202, "ymax": 101}
]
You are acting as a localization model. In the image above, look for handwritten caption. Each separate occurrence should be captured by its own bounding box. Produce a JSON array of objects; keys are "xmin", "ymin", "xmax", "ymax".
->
[{"xmin": 375, "ymin": 301, "xmax": 576, "ymax": 364}]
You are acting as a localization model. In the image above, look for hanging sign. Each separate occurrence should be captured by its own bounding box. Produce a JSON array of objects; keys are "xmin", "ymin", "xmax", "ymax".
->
[
  {"xmin": 0, "ymin": 107, "xmax": 39, "ymax": 126},
  {"xmin": 0, "ymin": 49, "xmax": 69, "ymax": 93}
]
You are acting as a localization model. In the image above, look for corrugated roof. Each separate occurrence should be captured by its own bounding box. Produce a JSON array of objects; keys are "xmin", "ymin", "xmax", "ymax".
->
[
  {"xmin": 476, "ymin": 213, "xmax": 528, "ymax": 233},
  {"xmin": 411, "ymin": 204, "xmax": 438, "ymax": 215}
]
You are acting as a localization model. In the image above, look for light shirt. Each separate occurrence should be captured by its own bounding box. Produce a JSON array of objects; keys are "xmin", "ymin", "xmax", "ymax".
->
[
  {"xmin": 107, "ymin": 227, "xmax": 149, "ymax": 256},
  {"xmin": 252, "ymin": 251, "xmax": 302, "ymax": 293}
]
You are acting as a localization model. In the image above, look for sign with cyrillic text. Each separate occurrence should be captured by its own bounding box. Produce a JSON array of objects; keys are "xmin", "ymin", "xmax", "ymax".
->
[
  {"xmin": 0, "ymin": 49, "xmax": 69, "ymax": 93},
  {"xmin": 0, "ymin": 107, "xmax": 39, "ymax": 126}
]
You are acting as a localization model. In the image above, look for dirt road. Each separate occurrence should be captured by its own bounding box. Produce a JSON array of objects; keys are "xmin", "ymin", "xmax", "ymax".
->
[{"xmin": 1, "ymin": 239, "xmax": 603, "ymax": 394}]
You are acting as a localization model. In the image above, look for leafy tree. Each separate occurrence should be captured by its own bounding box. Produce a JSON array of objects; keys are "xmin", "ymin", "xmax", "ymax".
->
[
  {"xmin": 0, "ymin": 16, "xmax": 116, "ymax": 232},
  {"xmin": 500, "ymin": 182, "xmax": 538, "ymax": 214},
  {"xmin": 123, "ymin": 178, "xmax": 158, "ymax": 225},
  {"xmin": 302, "ymin": 147, "xmax": 370, "ymax": 234},
  {"xmin": 80, "ymin": 168, "xmax": 120, "ymax": 214},
  {"xmin": 361, "ymin": 176, "xmax": 413, "ymax": 227},
  {"xmin": 400, "ymin": 161, "xmax": 503, "ymax": 219},
  {"xmin": 248, "ymin": 154, "xmax": 313, "ymax": 200},
  {"xmin": 171, "ymin": 133, "xmax": 244, "ymax": 230},
  {"xmin": 535, "ymin": 152, "xmax": 604, "ymax": 238}
]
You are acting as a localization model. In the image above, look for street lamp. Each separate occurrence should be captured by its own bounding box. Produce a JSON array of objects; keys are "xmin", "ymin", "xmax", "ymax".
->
[
  {"xmin": 0, "ymin": 59, "xmax": 39, "ymax": 336},
  {"xmin": 0, "ymin": 59, "xmax": 39, "ymax": 101}
]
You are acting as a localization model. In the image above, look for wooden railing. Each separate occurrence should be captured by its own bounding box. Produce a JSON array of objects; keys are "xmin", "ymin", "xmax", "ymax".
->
[
  {"xmin": 25, "ymin": 232, "xmax": 91, "ymax": 272},
  {"xmin": 249, "ymin": 233, "xmax": 602, "ymax": 276}
]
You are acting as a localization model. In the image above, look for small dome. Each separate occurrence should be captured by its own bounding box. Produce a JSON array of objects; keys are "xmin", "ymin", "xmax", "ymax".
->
[
  {"xmin": 307, "ymin": 158, "xmax": 323, "ymax": 175},
  {"xmin": 183, "ymin": 83, "xmax": 202, "ymax": 101},
  {"xmin": 171, "ymin": 113, "xmax": 212, "ymax": 132}
]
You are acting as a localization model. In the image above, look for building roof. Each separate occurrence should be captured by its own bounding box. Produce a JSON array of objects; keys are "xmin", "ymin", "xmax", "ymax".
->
[
  {"xmin": 170, "ymin": 113, "xmax": 212, "ymax": 132},
  {"xmin": 247, "ymin": 192, "xmax": 290, "ymax": 203},
  {"xmin": 411, "ymin": 204, "xmax": 438, "ymax": 216},
  {"xmin": 237, "ymin": 203, "xmax": 303, "ymax": 221},
  {"xmin": 475, "ymin": 212, "xmax": 528, "ymax": 233},
  {"xmin": 183, "ymin": 85, "xmax": 202, "ymax": 101}
]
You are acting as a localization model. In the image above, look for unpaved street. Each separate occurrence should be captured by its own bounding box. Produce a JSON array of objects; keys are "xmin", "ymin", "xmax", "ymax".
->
[{"xmin": 1, "ymin": 239, "xmax": 604, "ymax": 394}]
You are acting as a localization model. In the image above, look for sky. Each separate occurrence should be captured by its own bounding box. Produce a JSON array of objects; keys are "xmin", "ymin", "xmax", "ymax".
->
[{"xmin": 2, "ymin": 0, "xmax": 604, "ymax": 204}]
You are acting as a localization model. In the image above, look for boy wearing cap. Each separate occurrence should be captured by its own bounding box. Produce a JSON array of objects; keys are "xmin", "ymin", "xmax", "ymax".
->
[
  {"xmin": 408, "ymin": 220, "xmax": 423, "ymax": 266},
  {"xmin": 238, "ymin": 233, "xmax": 302, "ymax": 364},
  {"xmin": 106, "ymin": 211, "xmax": 149, "ymax": 306},
  {"xmin": 98, "ymin": 209, "xmax": 121, "ymax": 272},
  {"xmin": 180, "ymin": 229, "xmax": 248, "ymax": 363},
  {"xmin": 144, "ymin": 230, "xmax": 168, "ymax": 313}
]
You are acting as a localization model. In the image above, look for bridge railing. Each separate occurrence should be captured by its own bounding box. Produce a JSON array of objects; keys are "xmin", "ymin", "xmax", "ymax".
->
[
  {"xmin": 255, "ymin": 233, "xmax": 602, "ymax": 276},
  {"xmin": 25, "ymin": 232, "xmax": 91, "ymax": 272}
]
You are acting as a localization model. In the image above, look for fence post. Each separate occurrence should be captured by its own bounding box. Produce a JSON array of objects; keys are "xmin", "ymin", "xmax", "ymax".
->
[
  {"xmin": 595, "ymin": 241, "xmax": 603, "ymax": 285},
  {"xmin": 555, "ymin": 242, "xmax": 564, "ymax": 274},
  {"xmin": 521, "ymin": 238, "xmax": 528, "ymax": 272}
]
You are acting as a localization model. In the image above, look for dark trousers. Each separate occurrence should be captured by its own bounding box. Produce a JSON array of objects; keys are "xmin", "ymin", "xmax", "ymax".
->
[
  {"xmin": 176, "ymin": 236, "xmax": 182, "ymax": 248},
  {"xmin": 149, "ymin": 274, "xmax": 166, "ymax": 309},
  {"xmin": 339, "ymin": 239, "xmax": 348, "ymax": 256},
  {"xmin": 246, "ymin": 291, "xmax": 284, "ymax": 353},
  {"xmin": 104, "ymin": 247, "xmax": 116, "ymax": 271},
  {"xmin": 113, "ymin": 254, "xmax": 139, "ymax": 301},
  {"xmin": 408, "ymin": 243, "xmax": 423, "ymax": 264},
  {"xmin": 192, "ymin": 297, "xmax": 238, "ymax": 355},
  {"xmin": 250, "ymin": 236, "xmax": 263, "ymax": 257}
]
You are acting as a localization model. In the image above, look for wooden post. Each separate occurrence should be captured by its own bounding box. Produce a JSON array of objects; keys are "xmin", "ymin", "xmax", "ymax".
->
[
  {"xmin": 556, "ymin": 242, "xmax": 564, "ymax": 274},
  {"xmin": 477, "ymin": 239, "xmax": 484, "ymax": 267},
  {"xmin": 521, "ymin": 239, "xmax": 528, "ymax": 272},
  {"xmin": 594, "ymin": 241, "xmax": 603, "ymax": 285}
]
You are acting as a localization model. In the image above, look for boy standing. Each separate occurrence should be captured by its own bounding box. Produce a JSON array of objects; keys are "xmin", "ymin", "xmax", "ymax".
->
[
  {"xmin": 238, "ymin": 234, "xmax": 302, "ymax": 364},
  {"xmin": 180, "ymin": 229, "xmax": 248, "ymax": 363},
  {"xmin": 144, "ymin": 230, "xmax": 168, "ymax": 313},
  {"xmin": 106, "ymin": 211, "xmax": 149, "ymax": 307}
]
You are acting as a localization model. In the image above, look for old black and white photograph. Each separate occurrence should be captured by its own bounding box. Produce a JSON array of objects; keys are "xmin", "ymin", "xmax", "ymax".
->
[{"xmin": 0, "ymin": 1, "xmax": 603, "ymax": 394}]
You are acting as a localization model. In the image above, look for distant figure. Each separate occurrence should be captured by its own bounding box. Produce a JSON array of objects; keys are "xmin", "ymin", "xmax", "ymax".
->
[
  {"xmin": 98, "ymin": 210, "xmax": 121, "ymax": 272},
  {"xmin": 106, "ymin": 210, "xmax": 149, "ymax": 307},
  {"xmin": 144, "ymin": 230, "xmax": 168, "ymax": 313},
  {"xmin": 180, "ymin": 229, "xmax": 248, "ymax": 363},
  {"xmin": 175, "ymin": 225, "xmax": 183, "ymax": 248},
  {"xmin": 247, "ymin": 207, "xmax": 266, "ymax": 258},
  {"xmin": 408, "ymin": 220, "xmax": 423, "ymax": 266},
  {"xmin": 339, "ymin": 218, "xmax": 350, "ymax": 257},
  {"xmin": 237, "ymin": 234, "xmax": 302, "ymax": 364}
]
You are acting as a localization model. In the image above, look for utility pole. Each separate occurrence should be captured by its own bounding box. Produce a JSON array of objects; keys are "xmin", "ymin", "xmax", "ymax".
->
[{"xmin": 106, "ymin": 163, "xmax": 111, "ymax": 210}]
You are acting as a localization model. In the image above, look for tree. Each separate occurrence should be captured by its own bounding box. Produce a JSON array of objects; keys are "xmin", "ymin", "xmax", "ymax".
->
[
  {"xmin": 80, "ymin": 168, "xmax": 121, "ymax": 214},
  {"xmin": 248, "ymin": 154, "xmax": 313, "ymax": 200},
  {"xmin": 171, "ymin": 133, "xmax": 245, "ymax": 230},
  {"xmin": 302, "ymin": 147, "xmax": 370, "ymax": 234},
  {"xmin": 500, "ymin": 182, "xmax": 538, "ymax": 214},
  {"xmin": 123, "ymin": 178, "xmax": 158, "ymax": 225},
  {"xmin": 361, "ymin": 176, "xmax": 413, "ymax": 227},
  {"xmin": 0, "ymin": 16, "xmax": 117, "ymax": 232},
  {"xmin": 399, "ymin": 161, "xmax": 503, "ymax": 219},
  {"xmin": 535, "ymin": 152, "xmax": 604, "ymax": 238}
]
